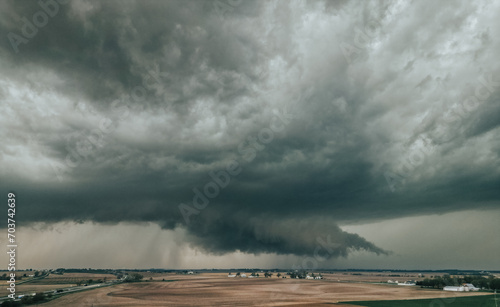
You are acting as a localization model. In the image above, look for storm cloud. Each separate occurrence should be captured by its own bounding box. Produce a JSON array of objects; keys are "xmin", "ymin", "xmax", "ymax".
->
[{"xmin": 1, "ymin": 0, "xmax": 499, "ymax": 263}]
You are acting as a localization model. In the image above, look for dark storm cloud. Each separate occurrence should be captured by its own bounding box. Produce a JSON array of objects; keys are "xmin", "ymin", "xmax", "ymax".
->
[{"xmin": 1, "ymin": 0, "xmax": 500, "ymax": 259}]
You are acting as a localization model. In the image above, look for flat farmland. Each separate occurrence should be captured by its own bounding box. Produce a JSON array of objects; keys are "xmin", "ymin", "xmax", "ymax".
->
[
  {"xmin": 320, "ymin": 271, "xmax": 449, "ymax": 283},
  {"xmin": 44, "ymin": 273, "xmax": 117, "ymax": 279},
  {"xmin": 39, "ymin": 273, "xmax": 491, "ymax": 307},
  {"xmin": 28, "ymin": 273, "xmax": 117, "ymax": 284},
  {"xmin": 0, "ymin": 272, "xmax": 117, "ymax": 297}
]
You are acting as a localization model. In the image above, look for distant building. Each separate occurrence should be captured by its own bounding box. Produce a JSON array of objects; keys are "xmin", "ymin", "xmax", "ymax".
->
[
  {"xmin": 241, "ymin": 274, "xmax": 247, "ymax": 278},
  {"xmin": 463, "ymin": 283, "xmax": 480, "ymax": 291},
  {"xmin": 187, "ymin": 271, "xmax": 194, "ymax": 274},
  {"xmin": 444, "ymin": 284, "xmax": 479, "ymax": 292},
  {"xmin": 228, "ymin": 274, "xmax": 236, "ymax": 278},
  {"xmin": 397, "ymin": 281, "xmax": 416, "ymax": 286},
  {"xmin": 305, "ymin": 275, "xmax": 314, "ymax": 280}
]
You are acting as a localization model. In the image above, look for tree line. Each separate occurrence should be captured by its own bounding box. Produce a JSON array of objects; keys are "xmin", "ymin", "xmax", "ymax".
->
[
  {"xmin": 416, "ymin": 274, "xmax": 500, "ymax": 290},
  {"xmin": 1, "ymin": 292, "xmax": 49, "ymax": 306}
]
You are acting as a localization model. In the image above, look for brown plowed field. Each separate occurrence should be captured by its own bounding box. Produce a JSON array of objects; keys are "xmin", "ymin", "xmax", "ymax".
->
[{"xmin": 38, "ymin": 273, "xmax": 491, "ymax": 307}]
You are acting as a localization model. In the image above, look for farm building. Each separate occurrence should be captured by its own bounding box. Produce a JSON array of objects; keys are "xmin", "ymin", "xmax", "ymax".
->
[
  {"xmin": 397, "ymin": 281, "xmax": 416, "ymax": 286},
  {"xmin": 227, "ymin": 274, "xmax": 236, "ymax": 278},
  {"xmin": 463, "ymin": 283, "xmax": 480, "ymax": 291},
  {"xmin": 444, "ymin": 283, "xmax": 479, "ymax": 292}
]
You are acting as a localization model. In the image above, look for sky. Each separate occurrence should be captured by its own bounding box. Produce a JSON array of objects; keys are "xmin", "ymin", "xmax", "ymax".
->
[{"xmin": 0, "ymin": 0, "xmax": 499, "ymax": 270}]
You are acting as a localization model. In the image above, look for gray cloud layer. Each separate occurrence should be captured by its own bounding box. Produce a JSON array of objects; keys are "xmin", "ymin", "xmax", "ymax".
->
[{"xmin": 1, "ymin": 0, "xmax": 499, "ymax": 260}]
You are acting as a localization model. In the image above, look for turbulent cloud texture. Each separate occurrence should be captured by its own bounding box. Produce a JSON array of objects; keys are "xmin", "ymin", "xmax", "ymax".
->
[{"xmin": 1, "ymin": 0, "xmax": 499, "ymax": 261}]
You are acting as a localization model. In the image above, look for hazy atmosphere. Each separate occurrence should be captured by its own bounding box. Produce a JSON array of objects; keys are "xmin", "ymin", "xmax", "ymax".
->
[{"xmin": 1, "ymin": 0, "xmax": 500, "ymax": 270}]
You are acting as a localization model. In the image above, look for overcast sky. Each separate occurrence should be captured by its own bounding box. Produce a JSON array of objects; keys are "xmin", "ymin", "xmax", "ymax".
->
[{"xmin": 1, "ymin": 0, "xmax": 499, "ymax": 270}]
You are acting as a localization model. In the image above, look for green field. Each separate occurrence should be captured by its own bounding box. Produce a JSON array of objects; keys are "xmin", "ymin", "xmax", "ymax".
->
[{"xmin": 344, "ymin": 294, "xmax": 498, "ymax": 307}]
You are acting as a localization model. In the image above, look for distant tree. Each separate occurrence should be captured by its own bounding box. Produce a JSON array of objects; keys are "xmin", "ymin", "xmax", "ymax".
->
[
  {"xmin": 490, "ymin": 278, "xmax": 500, "ymax": 290},
  {"xmin": 475, "ymin": 278, "xmax": 488, "ymax": 289},
  {"xmin": 21, "ymin": 296, "xmax": 33, "ymax": 304},
  {"xmin": 1, "ymin": 300, "xmax": 21, "ymax": 307},
  {"xmin": 34, "ymin": 271, "xmax": 40, "ymax": 277},
  {"xmin": 150, "ymin": 277, "xmax": 153, "ymax": 281},
  {"xmin": 277, "ymin": 273, "xmax": 281, "ymax": 278},
  {"xmin": 236, "ymin": 272, "xmax": 241, "ymax": 277},
  {"xmin": 76, "ymin": 280, "xmax": 83, "ymax": 286},
  {"xmin": 130, "ymin": 273, "xmax": 143, "ymax": 281},
  {"xmin": 88, "ymin": 279, "xmax": 94, "ymax": 284}
]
